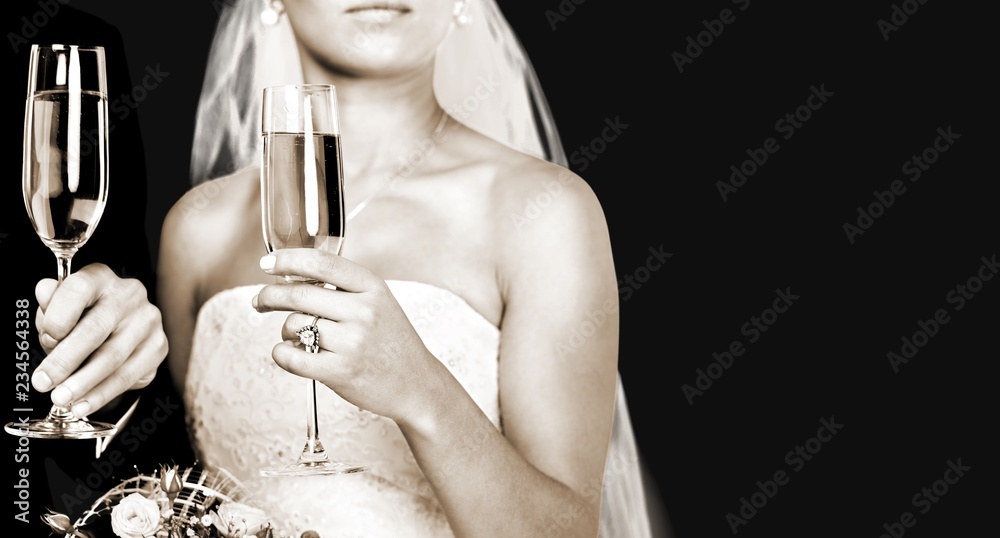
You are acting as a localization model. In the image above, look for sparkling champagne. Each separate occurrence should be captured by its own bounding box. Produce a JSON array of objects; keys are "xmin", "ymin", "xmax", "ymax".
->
[
  {"xmin": 261, "ymin": 132, "xmax": 345, "ymax": 256},
  {"xmin": 23, "ymin": 89, "xmax": 108, "ymax": 254}
]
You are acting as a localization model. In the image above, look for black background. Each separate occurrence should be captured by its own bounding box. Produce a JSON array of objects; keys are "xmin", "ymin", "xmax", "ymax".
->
[{"xmin": 4, "ymin": 1, "xmax": 993, "ymax": 537}]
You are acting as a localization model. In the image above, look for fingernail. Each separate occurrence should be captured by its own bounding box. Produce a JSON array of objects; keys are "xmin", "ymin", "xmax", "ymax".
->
[
  {"xmin": 32, "ymin": 370, "xmax": 52, "ymax": 392},
  {"xmin": 71, "ymin": 400, "xmax": 91, "ymax": 417},
  {"xmin": 260, "ymin": 255, "xmax": 276, "ymax": 272},
  {"xmin": 39, "ymin": 333, "xmax": 58, "ymax": 349},
  {"xmin": 251, "ymin": 294, "xmax": 259, "ymax": 309},
  {"xmin": 51, "ymin": 385, "xmax": 73, "ymax": 406}
]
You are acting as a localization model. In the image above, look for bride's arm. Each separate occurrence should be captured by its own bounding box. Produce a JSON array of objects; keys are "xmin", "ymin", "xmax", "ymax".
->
[
  {"xmin": 157, "ymin": 183, "xmax": 214, "ymax": 395},
  {"xmin": 257, "ymin": 161, "xmax": 618, "ymax": 537},
  {"xmin": 405, "ymin": 164, "xmax": 619, "ymax": 537}
]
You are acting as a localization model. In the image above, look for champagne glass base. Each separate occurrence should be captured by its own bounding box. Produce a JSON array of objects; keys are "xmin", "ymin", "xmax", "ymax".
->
[
  {"xmin": 259, "ymin": 460, "xmax": 367, "ymax": 477},
  {"xmin": 4, "ymin": 418, "xmax": 117, "ymax": 439}
]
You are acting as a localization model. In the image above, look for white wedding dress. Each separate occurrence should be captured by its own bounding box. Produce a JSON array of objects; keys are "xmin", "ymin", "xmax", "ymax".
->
[
  {"xmin": 186, "ymin": 280, "xmax": 500, "ymax": 537},
  {"xmin": 186, "ymin": 280, "xmax": 653, "ymax": 537}
]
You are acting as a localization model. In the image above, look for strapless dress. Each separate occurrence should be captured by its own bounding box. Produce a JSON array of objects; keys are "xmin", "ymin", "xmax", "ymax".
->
[{"xmin": 185, "ymin": 281, "xmax": 500, "ymax": 537}]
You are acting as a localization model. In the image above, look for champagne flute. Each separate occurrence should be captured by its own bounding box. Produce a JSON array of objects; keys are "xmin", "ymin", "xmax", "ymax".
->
[
  {"xmin": 4, "ymin": 45, "xmax": 116, "ymax": 439},
  {"xmin": 258, "ymin": 84, "xmax": 366, "ymax": 476}
]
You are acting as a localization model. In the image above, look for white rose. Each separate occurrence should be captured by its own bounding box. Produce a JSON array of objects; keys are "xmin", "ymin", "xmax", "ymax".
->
[
  {"xmin": 212, "ymin": 501, "xmax": 270, "ymax": 537},
  {"xmin": 111, "ymin": 492, "xmax": 162, "ymax": 538}
]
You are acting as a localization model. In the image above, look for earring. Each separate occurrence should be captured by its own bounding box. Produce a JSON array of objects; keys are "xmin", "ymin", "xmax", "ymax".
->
[
  {"xmin": 453, "ymin": 1, "xmax": 471, "ymax": 27},
  {"xmin": 261, "ymin": 0, "xmax": 285, "ymax": 26}
]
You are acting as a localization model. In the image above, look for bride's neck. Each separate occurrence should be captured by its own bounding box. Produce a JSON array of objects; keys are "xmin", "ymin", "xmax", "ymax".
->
[{"xmin": 301, "ymin": 64, "xmax": 444, "ymax": 180}]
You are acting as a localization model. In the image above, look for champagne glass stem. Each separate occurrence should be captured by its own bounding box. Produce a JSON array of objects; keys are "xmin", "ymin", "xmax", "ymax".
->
[
  {"xmin": 56, "ymin": 252, "xmax": 73, "ymax": 282},
  {"xmin": 47, "ymin": 405, "xmax": 74, "ymax": 420},
  {"xmin": 51, "ymin": 254, "xmax": 74, "ymax": 419},
  {"xmin": 302, "ymin": 379, "xmax": 328, "ymax": 462},
  {"xmin": 51, "ymin": 253, "xmax": 78, "ymax": 421}
]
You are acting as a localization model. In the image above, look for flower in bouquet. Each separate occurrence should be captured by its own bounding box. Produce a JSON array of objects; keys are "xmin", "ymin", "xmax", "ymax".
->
[
  {"xmin": 43, "ymin": 464, "xmax": 312, "ymax": 538},
  {"xmin": 160, "ymin": 463, "xmax": 184, "ymax": 505},
  {"xmin": 110, "ymin": 492, "xmax": 162, "ymax": 538},
  {"xmin": 42, "ymin": 509, "xmax": 93, "ymax": 538},
  {"xmin": 42, "ymin": 510, "xmax": 74, "ymax": 534},
  {"xmin": 211, "ymin": 502, "xmax": 272, "ymax": 538}
]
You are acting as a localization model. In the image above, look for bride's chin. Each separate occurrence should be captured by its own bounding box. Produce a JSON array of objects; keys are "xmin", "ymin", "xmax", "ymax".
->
[{"xmin": 317, "ymin": 52, "xmax": 431, "ymax": 80}]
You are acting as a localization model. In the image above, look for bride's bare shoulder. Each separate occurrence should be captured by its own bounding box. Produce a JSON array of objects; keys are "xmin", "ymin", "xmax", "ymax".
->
[
  {"xmin": 453, "ymin": 125, "xmax": 601, "ymax": 220},
  {"xmin": 468, "ymin": 135, "xmax": 606, "ymax": 235},
  {"xmin": 160, "ymin": 166, "xmax": 258, "ymax": 265},
  {"xmin": 457, "ymin": 129, "xmax": 615, "ymax": 303}
]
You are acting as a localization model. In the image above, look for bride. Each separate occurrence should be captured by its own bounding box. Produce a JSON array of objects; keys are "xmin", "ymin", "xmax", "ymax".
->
[{"xmin": 158, "ymin": 0, "xmax": 653, "ymax": 536}]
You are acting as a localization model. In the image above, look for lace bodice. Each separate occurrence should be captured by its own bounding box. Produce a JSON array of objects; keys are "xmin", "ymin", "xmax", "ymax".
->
[{"xmin": 185, "ymin": 281, "xmax": 500, "ymax": 537}]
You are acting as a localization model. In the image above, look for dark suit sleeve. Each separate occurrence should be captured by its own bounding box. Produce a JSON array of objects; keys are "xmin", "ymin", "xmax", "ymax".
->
[
  {"xmin": 3, "ymin": 5, "xmax": 192, "ymax": 535},
  {"xmin": 69, "ymin": 18, "xmax": 153, "ymax": 290}
]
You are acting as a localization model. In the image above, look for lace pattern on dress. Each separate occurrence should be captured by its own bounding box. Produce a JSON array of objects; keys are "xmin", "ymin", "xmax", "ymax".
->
[{"xmin": 185, "ymin": 281, "xmax": 500, "ymax": 537}]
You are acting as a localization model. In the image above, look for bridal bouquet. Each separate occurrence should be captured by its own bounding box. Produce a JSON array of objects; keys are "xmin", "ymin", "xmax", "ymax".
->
[{"xmin": 41, "ymin": 464, "xmax": 316, "ymax": 538}]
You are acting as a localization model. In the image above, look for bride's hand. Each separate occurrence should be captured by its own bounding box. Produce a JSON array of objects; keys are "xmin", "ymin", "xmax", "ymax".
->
[{"xmin": 252, "ymin": 248, "xmax": 442, "ymax": 424}]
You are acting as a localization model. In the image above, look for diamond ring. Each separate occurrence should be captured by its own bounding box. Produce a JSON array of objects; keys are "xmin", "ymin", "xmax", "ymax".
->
[{"xmin": 297, "ymin": 316, "xmax": 320, "ymax": 353}]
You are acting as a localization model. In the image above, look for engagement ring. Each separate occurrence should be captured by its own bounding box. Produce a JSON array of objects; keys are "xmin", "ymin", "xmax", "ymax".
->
[{"xmin": 297, "ymin": 316, "xmax": 320, "ymax": 353}]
